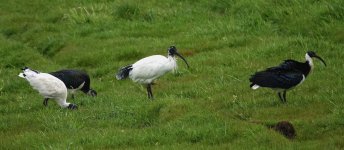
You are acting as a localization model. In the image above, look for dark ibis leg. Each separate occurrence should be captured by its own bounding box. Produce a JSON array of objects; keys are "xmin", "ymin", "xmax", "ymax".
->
[
  {"xmin": 149, "ymin": 84, "xmax": 154, "ymax": 99},
  {"xmin": 146, "ymin": 85, "xmax": 150, "ymax": 99},
  {"xmin": 43, "ymin": 98, "xmax": 49, "ymax": 106},
  {"xmin": 69, "ymin": 86, "xmax": 76, "ymax": 99},
  {"xmin": 283, "ymin": 91, "xmax": 287, "ymax": 103},
  {"xmin": 278, "ymin": 92, "xmax": 283, "ymax": 102},
  {"xmin": 147, "ymin": 84, "xmax": 154, "ymax": 99}
]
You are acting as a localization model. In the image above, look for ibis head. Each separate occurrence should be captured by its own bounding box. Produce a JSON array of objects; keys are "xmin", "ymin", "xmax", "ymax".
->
[
  {"xmin": 22, "ymin": 66, "xmax": 29, "ymax": 71},
  {"xmin": 168, "ymin": 46, "xmax": 190, "ymax": 68},
  {"xmin": 306, "ymin": 51, "xmax": 326, "ymax": 66},
  {"xmin": 22, "ymin": 66, "xmax": 39, "ymax": 73},
  {"xmin": 19, "ymin": 67, "xmax": 39, "ymax": 78}
]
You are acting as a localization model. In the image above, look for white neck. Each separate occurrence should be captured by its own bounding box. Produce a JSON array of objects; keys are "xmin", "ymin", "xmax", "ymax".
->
[
  {"xmin": 168, "ymin": 55, "xmax": 176, "ymax": 60},
  {"xmin": 167, "ymin": 55, "xmax": 178, "ymax": 72},
  {"xmin": 305, "ymin": 53, "xmax": 314, "ymax": 70},
  {"xmin": 57, "ymin": 99, "xmax": 70, "ymax": 108}
]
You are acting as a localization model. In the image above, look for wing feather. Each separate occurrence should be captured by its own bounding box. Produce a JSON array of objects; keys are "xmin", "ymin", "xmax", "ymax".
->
[
  {"xmin": 250, "ymin": 71, "xmax": 303, "ymax": 89},
  {"xmin": 250, "ymin": 60, "xmax": 305, "ymax": 89}
]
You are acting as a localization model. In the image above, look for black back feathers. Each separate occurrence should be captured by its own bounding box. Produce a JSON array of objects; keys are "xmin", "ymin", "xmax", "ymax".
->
[
  {"xmin": 250, "ymin": 60, "xmax": 310, "ymax": 89},
  {"xmin": 50, "ymin": 69, "xmax": 94, "ymax": 94}
]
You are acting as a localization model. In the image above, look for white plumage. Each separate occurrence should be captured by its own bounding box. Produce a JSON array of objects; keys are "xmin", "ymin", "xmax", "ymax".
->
[
  {"xmin": 19, "ymin": 67, "xmax": 77, "ymax": 109},
  {"xmin": 129, "ymin": 55, "xmax": 177, "ymax": 84},
  {"xmin": 116, "ymin": 46, "xmax": 189, "ymax": 99}
]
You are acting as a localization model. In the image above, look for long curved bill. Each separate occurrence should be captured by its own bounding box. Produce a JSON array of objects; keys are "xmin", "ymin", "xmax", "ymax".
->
[
  {"xmin": 175, "ymin": 52, "xmax": 190, "ymax": 68},
  {"xmin": 314, "ymin": 55, "xmax": 326, "ymax": 66}
]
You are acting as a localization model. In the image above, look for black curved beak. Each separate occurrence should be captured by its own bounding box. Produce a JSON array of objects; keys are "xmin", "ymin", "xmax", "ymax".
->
[
  {"xmin": 175, "ymin": 52, "xmax": 190, "ymax": 68},
  {"xmin": 314, "ymin": 55, "xmax": 326, "ymax": 66}
]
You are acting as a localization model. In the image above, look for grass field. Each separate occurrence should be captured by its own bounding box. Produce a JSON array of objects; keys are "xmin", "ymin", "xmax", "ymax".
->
[{"xmin": 1, "ymin": 0, "xmax": 344, "ymax": 149}]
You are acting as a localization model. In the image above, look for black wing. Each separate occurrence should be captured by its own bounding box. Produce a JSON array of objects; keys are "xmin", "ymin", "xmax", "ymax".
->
[
  {"xmin": 265, "ymin": 60, "xmax": 303, "ymax": 73},
  {"xmin": 50, "ymin": 70, "xmax": 90, "ymax": 90},
  {"xmin": 250, "ymin": 60, "xmax": 305, "ymax": 89},
  {"xmin": 250, "ymin": 71, "xmax": 304, "ymax": 89}
]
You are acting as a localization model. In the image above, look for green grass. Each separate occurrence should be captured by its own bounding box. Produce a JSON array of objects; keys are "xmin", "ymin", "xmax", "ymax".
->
[{"xmin": 1, "ymin": 0, "xmax": 344, "ymax": 149}]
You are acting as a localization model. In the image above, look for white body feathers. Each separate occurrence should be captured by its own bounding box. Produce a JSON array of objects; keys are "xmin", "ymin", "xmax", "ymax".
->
[
  {"xmin": 19, "ymin": 69, "xmax": 70, "ymax": 108},
  {"xmin": 129, "ymin": 55, "xmax": 177, "ymax": 84}
]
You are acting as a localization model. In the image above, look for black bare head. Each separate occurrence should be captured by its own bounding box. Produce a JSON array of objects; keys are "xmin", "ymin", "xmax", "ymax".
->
[
  {"xmin": 67, "ymin": 103, "xmax": 78, "ymax": 110},
  {"xmin": 21, "ymin": 66, "xmax": 39, "ymax": 74},
  {"xmin": 306, "ymin": 51, "xmax": 326, "ymax": 66},
  {"xmin": 167, "ymin": 46, "xmax": 190, "ymax": 68},
  {"xmin": 88, "ymin": 89, "xmax": 97, "ymax": 97},
  {"xmin": 168, "ymin": 46, "xmax": 177, "ymax": 56},
  {"xmin": 22, "ymin": 66, "xmax": 29, "ymax": 71}
]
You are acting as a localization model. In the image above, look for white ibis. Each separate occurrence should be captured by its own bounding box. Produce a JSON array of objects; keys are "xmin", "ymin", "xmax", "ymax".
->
[
  {"xmin": 116, "ymin": 46, "xmax": 190, "ymax": 99},
  {"xmin": 49, "ymin": 69, "xmax": 97, "ymax": 99},
  {"xmin": 249, "ymin": 51, "xmax": 326, "ymax": 102},
  {"xmin": 18, "ymin": 67, "xmax": 77, "ymax": 109}
]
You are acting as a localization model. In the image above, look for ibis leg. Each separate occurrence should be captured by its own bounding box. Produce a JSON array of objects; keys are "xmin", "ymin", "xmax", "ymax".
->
[
  {"xmin": 43, "ymin": 98, "xmax": 49, "ymax": 106},
  {"xmin": 69, "ymin": 86, "xmax": 76, "ymax": 99},
  {"xmin": 283, "ymin": 91, "xmax": 287, "ymax": 103},
  {"xmin": 147, "ymin": 84, "xmax": 154, "ymax": 99},
  {"xmin": 149, "ymin": 84, "xmax": 154, "ymax": 99},
  {"xmin": 146, "ymin": 84, "xmax": 150, "ymax": 98},
  {"xmin": 278, "ymin": 92, "xmax": 283, "ymax": 102}
]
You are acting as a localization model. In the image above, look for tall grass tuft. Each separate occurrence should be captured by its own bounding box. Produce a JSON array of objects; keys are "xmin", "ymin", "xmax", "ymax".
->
[
  {"xmin": 116, "ymin": 3, "xmax": 140, "ymax": 20},
  {"xmin": 210, "ymin": 0, "xmax": 233, "ymax": 14},
  {"xmin": 63, "ymin": 7, "xmax": 96, "ymax": 24},
  {"xmin": 115, "ymin": 3, "xmax": 154, "ymax": 22},
  {"xmin": 37, "ymin": 36, "xmax": 65, "ymax": 57}
]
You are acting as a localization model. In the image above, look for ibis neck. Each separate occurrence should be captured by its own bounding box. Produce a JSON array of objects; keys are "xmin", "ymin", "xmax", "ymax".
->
[
  {"xmin": 305, "ymin": 54, "xmax": 314, "ymax": 71},
  {"xmin": 167, "ymin": 54, "xmax": 176, "ymax": 60},
  {"xmin": 167, "ymin": 55, "xmax": 178, "ymax": 72},
  {"xmin": 300, "ymin": 54, "xmax": 313, "ymax": 77},
  {"xmin": 56, "ymin": 98, "xmax": 70, "ymax": 108}
]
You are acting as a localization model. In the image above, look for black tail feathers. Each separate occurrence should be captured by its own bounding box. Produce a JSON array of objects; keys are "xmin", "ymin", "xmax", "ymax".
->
[{"xmin": 116, "ymin": 65, "xmax": 133, "ymax": 80}]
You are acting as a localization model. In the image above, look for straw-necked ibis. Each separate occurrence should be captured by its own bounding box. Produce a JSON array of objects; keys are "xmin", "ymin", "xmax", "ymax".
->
[
  {"xmin": 50, "ymin": 69, "xmax": 97, "ymax": 99},
  {"xmin": 249, "ymin": 51, "xmax": 326, "ymax": 102},
  {"xmin": 116, "ymin": 46, "xmax": 190, "ymax": 99},
  {"xmin": 18, "ymin": 67, "xmax": 77, "ymax": 109}
]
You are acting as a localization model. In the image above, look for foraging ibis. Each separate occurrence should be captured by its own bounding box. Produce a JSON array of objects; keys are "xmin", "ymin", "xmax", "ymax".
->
[
  {"xmin": 18, "ymin": 67, "xmax": 77, "ymax": 109},
  {"xmin": 49, "ymin": 69, "xmax": 97, "ymax": 99},
  {"xmin": 116, "ymin": 46, "xmax": 190, "ymax": 99},
  {"xmin": 249, "ymin": 51, "xmax": 326, "ymax": 102}
]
